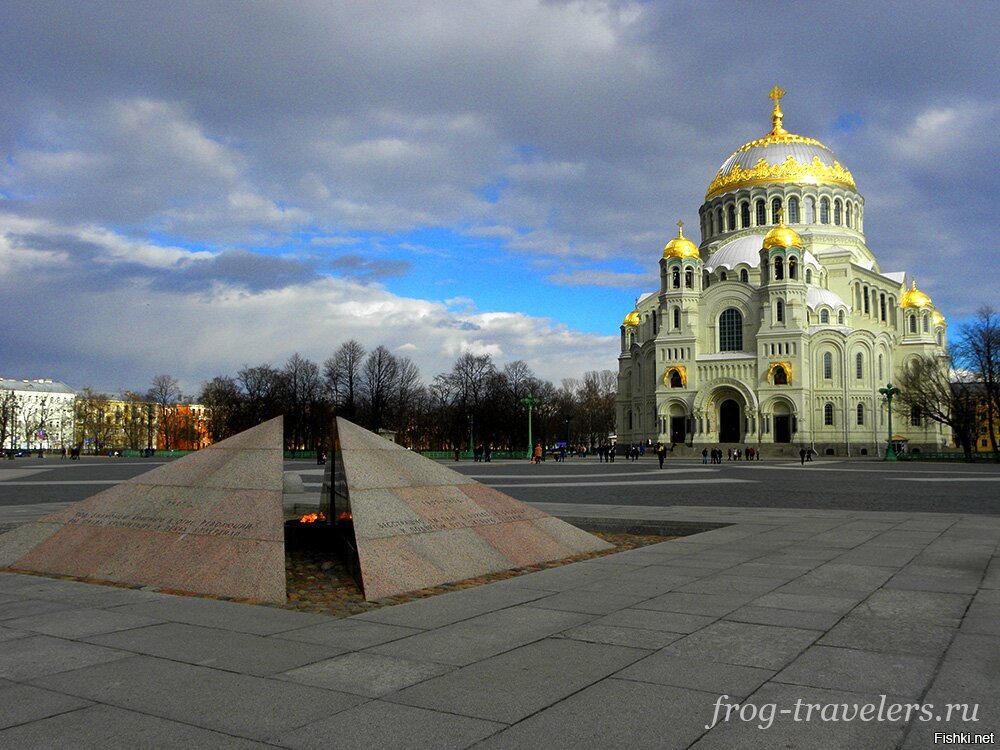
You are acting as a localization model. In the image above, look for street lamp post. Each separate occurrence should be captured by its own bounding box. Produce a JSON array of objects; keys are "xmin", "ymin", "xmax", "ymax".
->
[
  {"xmin": 467, "ymin": 412, "xmax": 474, "ymax": 456},
  {"xmin": 878, "ymin": 383, "xmax": 900, "ymax": 461},
  {"xmin": 520, "ymin": 395, "xmax": 539, "ymax": 459}
]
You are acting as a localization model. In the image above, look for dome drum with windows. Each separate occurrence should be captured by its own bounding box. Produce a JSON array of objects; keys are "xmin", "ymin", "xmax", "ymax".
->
[{"xmin": 616, "ymin": 85, "xmax": 950, "ymax": 455}]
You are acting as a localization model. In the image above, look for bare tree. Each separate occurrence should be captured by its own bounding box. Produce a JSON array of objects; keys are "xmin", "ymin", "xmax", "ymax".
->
[
  {"xmin": 0, "ymin": 390, "xmax": 18, "ymax": 451},
  {"xmin": 147, "ymin": 374, "xmax": 182, "ymax": 450},
  {"xmin": 956, "ymin": 306, "xmax": 1000, "ymax": 460},
  {"xmin": 360, "ymin": 345, "xmax": 399, "ymax": 430},
  {"xmin": 324, "ymin": 340, "xmax": 366, "ymax": 420},
  {"xmin": 895, "ymin": 354, "xmax": 979, "ymax": 460},
  {"xmin": 199, "ymin": 376, "xmax": 242, "ymax": 442},
  {"xmin": 281, "ymin": 353, "xmax": 324, "ymax": 452},
  {"xmin": 237, "ymin": 364, "xmax": 282, "ymax": 427},
  {"xmin": 74, "ymin": 388, "xmax": 115, "ymax": 453}
]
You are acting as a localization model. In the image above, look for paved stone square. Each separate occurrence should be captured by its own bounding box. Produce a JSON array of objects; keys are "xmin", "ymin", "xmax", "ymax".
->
[{"xmin": 0, "ymin": 456, "xmax": 997, "ymax": 747}]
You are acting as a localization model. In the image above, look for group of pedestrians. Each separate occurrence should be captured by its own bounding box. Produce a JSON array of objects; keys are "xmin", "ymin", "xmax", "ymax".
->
[
  {"xmin": 596, "ymin": 443, "xmax": 616, "ymax": 463},
  {"xmin": 702, "ymin": 446, "xmax": 760, "ymax": 464},
  {"xmin": 472, "ymin": 444, "xmax": 493, "ymax": 462}
]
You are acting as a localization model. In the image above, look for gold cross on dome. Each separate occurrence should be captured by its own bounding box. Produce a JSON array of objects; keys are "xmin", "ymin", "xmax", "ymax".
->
[
  {"xmin": 769, "ymin": 85, "xmax": 786, "ymax": 106},
  {"xmin": 676, "ymin": 220, "xmax": 684, "ymax": 237}
]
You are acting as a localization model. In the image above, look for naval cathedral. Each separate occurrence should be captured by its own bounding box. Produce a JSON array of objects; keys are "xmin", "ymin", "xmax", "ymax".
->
[{"xmin": 616, "ymin": 87, "xmax": 948, "ymax": 455}]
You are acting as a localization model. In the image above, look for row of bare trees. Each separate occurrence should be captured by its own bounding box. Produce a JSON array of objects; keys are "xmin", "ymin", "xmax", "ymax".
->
[
  {"xmin": 895, "ymin": 307, "xmax": 1000, "ymax": 460},
  {"xmin": 197, "ymin": 342, "xmax": 617, "ymax": 453}
]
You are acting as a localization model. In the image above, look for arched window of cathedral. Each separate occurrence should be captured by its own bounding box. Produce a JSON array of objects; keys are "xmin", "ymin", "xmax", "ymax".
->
[
  {"xmin": 846, "ymin": 202, "xmax": 853, "ymax": 228},
  {"xmin": 856, "ymin": 352, "xmax": 864, "ymax": 379},
  {"xmin": 628, "ymin": 410, "xmax": 633, "ymax": 430},
  {"xmin": 762, "ymin": 262, "xmax": 769, "ymax": 281},
  {"xmin": 774, "ymin": 257, "xmax": 784, "ymax": 280},
  {"xmin": 824, "ymin": 403, "xmax": 834, "ymax": 425},
  {"xmin": 771, "ymin": 198, "xmax": 783, "ymax": 224},
  {"xmin": 719, "ymin": 271, "xmax": 727, "ymax": 282},
  {"xmin": 823, "ymin": 352, "xmax": 833, "ymax": 379},
  {"xmin": 669, "ymin": 370, "xmax": 682, "ymax": 388},
  {"xmin": 863, "ymin": 288, "xmax": 870, "ymax": 315},
  {"xmin": 911, "ymin": 405, "xmax": 922, "ymax": 427},
  {"xmin": 708, "ymin": 213, "xmax": 714, "ymax": 236},
  {"xmin": 726, "ymin": 204, "xmax": 735, "ymax": 231},
  {"xmin": 880, "ymin": 293, "xmax": 886, "ymax": 322},
  {"xmin": 776, "ymin": 299, "xmax": 784, "ymax": 323},
  {"xmin": 838, "ymin": 309, "xmax": 845, "ymax": 325},
  {"xmin": 773, "ymin": 366, "xmax": 788, "ymax": 385},
  {"xmin": 834, "ymin": 199, "xmax": 843, "ymax": 225},
  {"xmin": 719, "ymin": 308, "xmax": 743, "ymax": 351},
  {"xmin": 740, "ymin": 268, "xmax": 749, "ymax": 283},
  {"xmin": 788, "ymin": 197, "xmax": 800, "ymax": 223},
  {"xmin": 788, "ymin": 257, "xmax": 798, "ymax": 279},
  {"xmin": 937, "ymin": 331, "xmax": 943, "ymax": 346},
  {"xmin": 879, "ymin": 354, "xmax": 884, "ymax": 380},
  {"xmin": 716, "ymin": 208, "xmax": 723, "ymax": 235},
  {"xmin": 673, "ymin": 307, "xmax": 680, "ymax": 329},
  {"xmin": 741, "ymin": 202, "xmax": 750, "ymax": 228},
  {"xmin": 857, "ymin": 403, "xmax": 865, "ymax": 425},
  {"xmin": 820, "ymin": 198, "xmax": 830, "ymax": 224},
  {"xmin": 805, "ymin": 268, "xmax": 812, "ymax": 284},
  {"xmin": 805, "ymin": 197, "xmax": 815, "ymax": 223},
  {"xmin": 820, "ymin": 309, "xmax": 829, "ymax": 324},
  {"xmin": 922, "ymin": 315, "xmax": 929, "ymax": 333},
  {"xmin": 652, "ymin": 311, "xmax": 658, "ymax": 335},
  {"xmin": 755, "ymin": 200, "xmax": 766, "ymax": 226},
  {"xmin": 909, "ymin": 315, "xmax": 917, "ymax": 333},
  {"xmin": 685, "ymin": 267, "xmax": 694, "ymax": 288},
  {"xmin": 672, "ymin": 267, "xmax": 680, "ymax": 289}
]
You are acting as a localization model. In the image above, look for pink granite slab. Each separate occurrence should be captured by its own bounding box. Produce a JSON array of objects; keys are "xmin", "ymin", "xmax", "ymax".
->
[
  {"xmin": 333, "ymin": 417, "xmax": 613, "ymax": 601},
  {"xmin": 1, "ymin": 417, "xmax": 287, "ymax": 603}
]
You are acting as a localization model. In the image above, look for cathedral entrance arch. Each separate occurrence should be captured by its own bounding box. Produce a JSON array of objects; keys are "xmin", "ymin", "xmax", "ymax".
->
[
  {"xmin": 719, "ymin": 399, "xmax": 742, "ymax": 443},
  {"xmin": 773, "ymin": 401, "xmax": 792, "ymax": 443}
]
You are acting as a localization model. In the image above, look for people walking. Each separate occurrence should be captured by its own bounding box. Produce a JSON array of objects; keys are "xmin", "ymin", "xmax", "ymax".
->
[
  {"xmin": 799, "ymin": 448, "xmax": 806, "ymax": 465},
  {"xmin": 533, "ymin": 442, "xmax": 543, "ymax": 465},
  {"xmin": 656, "ymin": 443, "xmax": 666, "ymax": 469},
  {"xmin": 701, "ymin": 448, "xmax": 708, "ymax": 464}
]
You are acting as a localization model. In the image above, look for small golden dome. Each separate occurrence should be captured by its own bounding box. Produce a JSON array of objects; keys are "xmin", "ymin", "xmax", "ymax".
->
[
  {"xmin": 663, "ymin": 222, "xmax": 700, "ymax": 260},
  {"xmin": 762, "ymin": 217, "xmax": 803, "ymax": 249},
  {"xmin": 933, "ymin": 310, "xmax": 945, "ymax": 326},
  {"xmin": 901, "ymin": 280, "xmax": 932, "ymax": 309},
  {"xmin": 623, "ymin": 309, "xmax": 641, "ymax": 328}
]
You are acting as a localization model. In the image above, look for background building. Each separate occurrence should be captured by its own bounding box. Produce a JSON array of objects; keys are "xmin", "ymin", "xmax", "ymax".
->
[
  {"xmin": 617, "ymin": 88, "xmax": 949, "ymax": 455},
  {"xmin": 0, "ymin": 378, "xmax": 76, "ymax": 452}
]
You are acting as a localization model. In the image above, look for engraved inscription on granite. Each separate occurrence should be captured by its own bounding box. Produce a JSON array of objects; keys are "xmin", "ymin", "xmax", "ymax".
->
[{"xmin": 64, "ymin": 510, "xmax": 254, "ymax": 537}]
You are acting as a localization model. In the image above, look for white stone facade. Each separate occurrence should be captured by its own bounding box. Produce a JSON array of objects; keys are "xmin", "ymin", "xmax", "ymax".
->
[{"xmin": 0, "ymin": 378, "xmax": 77, "ymax": 451}]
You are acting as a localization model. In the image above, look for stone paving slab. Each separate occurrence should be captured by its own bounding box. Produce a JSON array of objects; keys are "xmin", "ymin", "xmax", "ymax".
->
[
  {"xmin": 0, "ymin": 683, "xmax": 92, "ymax": 730},
  {"xmin": 0, "ymin": 704, "xmax": 274, "ymax": 748},
  {"xmin": 30, "ymin": 654, "xmax": 367, "ymax": 739},
  {"xmin": 0, "ymin": 634, "xmax": 129, "ymax": 681},
  {"xmin": 270, "ymin": 699, "xmax": 504, "ymax": 750},
  {"xmin": 0, "ymin": 501, "xmax": 997, "ymax": 748},
  {"xmin": 278, "ymin": 651, "xmax": 452, "ymax": 697},
  {"xmin": 3, "ymin": 606, "xmax": 164, "ymax": 639},
  {"xmin": 474, "ymin": 678, "xmax": 714, "ymax": 750},
  {"xmin": 388, "ymin": 637, "xmax": 647, "ymax": 724},
  {"xmin": 84, "ymin": 621, "xmax": 345, "ymax": 676},
  {"xmin": 369, "ymin": 605, "xmax": 592, "ymax": 666}
]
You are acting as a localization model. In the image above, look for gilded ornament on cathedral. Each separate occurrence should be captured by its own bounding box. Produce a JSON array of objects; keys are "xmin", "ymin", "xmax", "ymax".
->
[
  {"xmin": 663, "ymin": 220, "xmax": 700, "ymax": 260},
  {"xmin": 663, "ymin": 365, "xmax": 687, "ymax": 387},
  {"xmin": 900, "ymin": 280, "xmax": 932, "ymax": 309},
  {"xmin": 622, "ymin": 309, "xmax": 641, "ymax": 328},
  {"xmin": 705, "ymin": 87, "xmax": 856, "ymax": 200},
  {"xmin": 767, "ymin": 361, "xmax": 793, "ymax": 385}
]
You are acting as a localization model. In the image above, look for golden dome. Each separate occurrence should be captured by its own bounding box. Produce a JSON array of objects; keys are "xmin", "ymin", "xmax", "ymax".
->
[
  {"xmin": 900, "ymin": 280, "xmax": 932, "ymax": 309},
  {"xmin": 706, "ymin": 86, "xmax": 856, "ymax": 200},
  {"xmin": 933, "ymin": 310, "xmax": 945, "ymax": 326},
  {"xmin": 763, "ymin": 215, "xmax": 803, "ymax": 249},
  {"xmin": 623, "ymin": 309, "xmax": 641, "ymax": 328},
  {"xmin": 663, "ymin": 221, "xmax": 700, "ymax": 260}
]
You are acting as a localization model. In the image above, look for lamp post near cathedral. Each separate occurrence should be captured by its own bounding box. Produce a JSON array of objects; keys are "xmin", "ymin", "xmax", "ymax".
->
[
  {"xmin": 520, "ymin": 395, "xmax": 539, "ymax": 459},
  {"xmin": 878, "ymin": 383, "xmax": 900, "ymax": 461}
]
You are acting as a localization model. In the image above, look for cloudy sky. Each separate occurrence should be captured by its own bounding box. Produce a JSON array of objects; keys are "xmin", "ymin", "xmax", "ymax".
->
[{"xmin": 1, "ymin": 1, "xmax": 997, "ymax": 394}]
